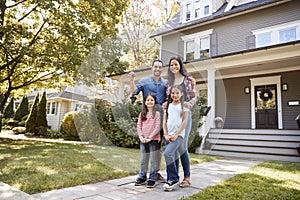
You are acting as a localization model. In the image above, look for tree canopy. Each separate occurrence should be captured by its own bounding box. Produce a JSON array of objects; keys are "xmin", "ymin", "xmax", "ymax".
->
[
  {"xmin": 0, "ymin": 0, "xmax": 129, "ymax": 111},
  {"xmin": 120, "ymin": 0, "xmax": 179, "ymax": 69}
]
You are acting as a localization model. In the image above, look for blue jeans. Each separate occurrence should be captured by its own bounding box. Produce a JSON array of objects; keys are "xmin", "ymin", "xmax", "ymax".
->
[
  {"xmin": 139, "ymin": 140, "xmax": 159, "ymax": 181},
  {"xmin": 164, "ymin": 136, "xmax": 183, "ymax": 182},
  {"xmin": 176, "ymin": 111, "xmax": 192, "ymax": 178}
]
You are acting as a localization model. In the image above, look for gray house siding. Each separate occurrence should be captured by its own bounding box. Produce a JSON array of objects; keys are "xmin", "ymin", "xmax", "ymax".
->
[
  {"xmin": 281, "ymin": 70, "xmax": 300, "ymax": 130},
  {"xmin": 211, "ymin": 0, "xmax": 300, "ymax": 55},
  {"xmin": 216, "ymin": 77, "xmax": 251, "ymax": 129},
  {"xmin": 161, "ymin": 33, "xmax": 185, "ymax": 65},
  {"xmin": 160, "ymin": 0, "xmax": 300, "ymax": 61},
  {"xmin": 215, "ymin": 70, "xmax": 300, "ymax": 130}
]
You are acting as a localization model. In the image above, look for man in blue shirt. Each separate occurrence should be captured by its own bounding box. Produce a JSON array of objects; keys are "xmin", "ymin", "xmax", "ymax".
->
[
  {"xmin": 129, "ymin": 60, "xmax": 166, "ymax": 105},
  {"xmin": 128, "ymin": 59, "xmax": 167, "ymax": 183}
]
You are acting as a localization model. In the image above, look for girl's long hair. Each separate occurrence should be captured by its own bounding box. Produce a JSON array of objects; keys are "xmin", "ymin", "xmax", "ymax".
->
[
  {"xmin": 167, "ymin": 56, "xmax": 189, "ymax": 86},
  {"xmin": 141, "ymin": 94, "xmax": 159, "ymax": 121}
]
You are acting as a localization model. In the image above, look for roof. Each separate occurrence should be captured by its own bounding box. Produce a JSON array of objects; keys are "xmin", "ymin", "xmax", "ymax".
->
[
  {"xmin": 27, "ymin": 91, "xmax": 94, "ymax": 103},
  {"xmin": 150, "ymin": 0, "xmax": 287, "ymax": 38}
]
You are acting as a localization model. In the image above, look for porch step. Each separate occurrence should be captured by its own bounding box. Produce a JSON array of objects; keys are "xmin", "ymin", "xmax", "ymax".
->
[{"xmin": 202, "ymin": 129, "xmax": 300, "ymax": 163}]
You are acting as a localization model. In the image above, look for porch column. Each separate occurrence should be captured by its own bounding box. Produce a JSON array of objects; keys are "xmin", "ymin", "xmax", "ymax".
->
[{"xmin": 207, "ymin": 68, "xmax": 216, "ymax": 128}]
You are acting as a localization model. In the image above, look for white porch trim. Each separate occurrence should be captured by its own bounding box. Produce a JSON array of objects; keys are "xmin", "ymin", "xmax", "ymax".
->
[
  {"xmin": 207, "ymin": 68, "xmax": 216, "ymax": 128},
  {"xmin": 250, "ymin": 75, "xmax": 283, "ymax": 129}
]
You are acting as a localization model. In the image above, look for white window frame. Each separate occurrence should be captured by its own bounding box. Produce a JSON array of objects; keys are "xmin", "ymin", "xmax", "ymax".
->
[
  {"xmin": 252, "ymin": 20, "xmax": 300, "ymax": 48},
  {"xmin": 47, "ymin": 101, "xmax": 58, "ymax": 115},
  {"xmin": 181, "ymin": 29, "xmax": 213, "ymax": 61},
  {"xmin": 182, "ymin": 0, "xmax": 212, "ymax": 23}
]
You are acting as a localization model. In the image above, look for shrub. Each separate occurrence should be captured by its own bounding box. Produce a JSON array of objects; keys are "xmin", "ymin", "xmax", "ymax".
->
[
  {"xmin": 36, "ymin": 91, "xmax": 48, "ymax": 134},
  {"xmin": 25, "ymin": 94, "xmax": 39, "ymax": 133},
  {"xmin": 73, "ymin": 109, "xmax": 103, "ymax": 144},
  {"xmin": 7, "ymin": 119, "xmax": 19, "ymax": 127},
  {"xmin": 60, "ymin": 112, "xmax": 80, "ymax": 140},
  {"xmin": 14, "ymin": 96, "xmax": 29, "ymax": 121},
  {"xmin": 61, "ymin": 110, "xmax": 105, "ymax": 143},
  {"xmin": 188, "ymin": 95, "xmax": 207, "ymax": 153},
  {"xmin": 46, "ymin": 129, "xmax": 63, "ymax": 138},
  {"xmin": 103, "ymin": 101, "xmax": 141, "ymax": 148},
  {"xmin": 12, "ymin": 126, "xmax": 26, "ymax": 134},
  {"xmin": 3, "ymin": 98, "xmax": 14, "ymax": 119}
]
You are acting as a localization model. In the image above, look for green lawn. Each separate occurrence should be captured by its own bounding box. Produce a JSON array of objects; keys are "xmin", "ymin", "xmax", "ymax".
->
[
  {"xmin": 2, "ymin": 138, "xmax": 299, "ymax": 199},
  {"xmin": 0, "ymin": 138, "xmax": 215, "ymax": 194},
  {"xmin": 184, "ymin": 161, "xmax": 300, "ymax": 200}
]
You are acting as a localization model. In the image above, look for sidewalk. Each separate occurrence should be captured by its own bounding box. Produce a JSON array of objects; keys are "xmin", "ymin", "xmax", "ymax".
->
[
  {"xmin": 30, "ymin": 158, "xmax": 261, "ymax": 200},
  {"xmin": 0, "ymin": 131, "xmax": 262, "ymax": 200}
]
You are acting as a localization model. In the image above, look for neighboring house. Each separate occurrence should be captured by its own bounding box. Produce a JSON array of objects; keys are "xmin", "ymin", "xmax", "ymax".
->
[
  {"xmin": 25, "ymin": 85, "xmax": 95, "ymax": 131},
  {"xmin": 111, "ymin": 0, "xmax": 300, "ymax": 162}
]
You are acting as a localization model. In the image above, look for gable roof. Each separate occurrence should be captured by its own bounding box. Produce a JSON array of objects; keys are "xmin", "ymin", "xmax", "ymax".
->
[
  {"xmin": 28, "ymin": 91, "xmax": 94, "ymax": 103},
  {"xmin": 150, "ymin": 0, "xmax": 288, "ymax": 38}
]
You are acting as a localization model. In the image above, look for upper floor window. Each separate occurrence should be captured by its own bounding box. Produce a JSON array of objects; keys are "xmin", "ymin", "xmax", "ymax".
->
[
  {"xmin": 252, "ymin": 20, "xmax": 300, "ymax": 48},
  {"xmin": 182, "ymin": 29, "xmax": 213, "ymax": 61},
  {"xmin": 186, "ymin": 3, "xmax": 191, "ymax": 21},
  {"xmin": 182, "ymin": 0, "xmax": 211, "ymax": 23}
]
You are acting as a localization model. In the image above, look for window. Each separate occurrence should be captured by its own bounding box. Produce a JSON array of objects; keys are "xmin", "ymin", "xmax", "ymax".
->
[
  {"xmin": 186, "ymin": 3, "xmax": 191, "ymax": 21},
  {"xmin": 257, "ymin": 33, "xmax": 271, "ymax": 47},
  {"xmin": 200, "ymin": 37, "xmax": 209, "ymax": 57},
  {"xmin": 182, "ymin": 29, "xmax": 213, "ymax": 61},
  {"xmin": 279, "ymin": 28, "xmax": 296, "ymax": 43},
  {"xmin": 186, "ymin": 40, "xmax": 195, "ymax": 60},
  {"xmin": 182, "ymin": 0, "xmax": 212, "ymax": 23},
  {"xmin": 75, "ymin": 104, "xmax": 82, "ymax": 111},
  {"xmin": 47, "ymin": 102, "xmax": 58, "ymax": 115},
  {"xmin": 195, "ymin": 8, "xmax": 200, "ymax": 18},
  {"xmin": 252, "ymin": 20, "xmax": 300, "ymax": 48},
  {"xmin": 204, "ymin": 5, "xmax": 209, "ymax": 15}
]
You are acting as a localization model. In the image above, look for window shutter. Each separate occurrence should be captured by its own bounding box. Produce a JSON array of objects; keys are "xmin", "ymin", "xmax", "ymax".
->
[
  {"xmin": 210, "ymin": 32, "xmax": 217, "ymax": 57},
  {"xmin": 247, "ymin": 35, "xmax": 256, "ymax": 49}
]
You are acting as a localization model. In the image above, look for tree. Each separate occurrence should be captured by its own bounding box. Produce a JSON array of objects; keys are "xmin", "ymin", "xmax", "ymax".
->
[
  {"xmin": 77, "ymin": 35, "xmax": 129, "ymax": 86},
  {"xmin": 3, "ymin": 98, "xmax": 14, "ymax": 119},
  {"xmin": 14, "ymin": 95, "xmax": 29, "ymax": 121},
  {"xmin": 153, "ymin": 0, "xmax": 180, "ymax": 26},
  {"xmin": 120, "ymin": 0, "xmax": 159, "ymax": 69},
  {"xmin": 25, "ymin": 93, "xmax": 39, "ymax": 133},
  {"xmin": 120, "ymin": 0, "xmax": 179, "ymax": 69},
  {"xmin": 0, "ymin": 0, "xmax": 129, "ymax": 112},
  {"xmin": 36, "ymin": 91, "xmax": 48, "ymax": 135}
]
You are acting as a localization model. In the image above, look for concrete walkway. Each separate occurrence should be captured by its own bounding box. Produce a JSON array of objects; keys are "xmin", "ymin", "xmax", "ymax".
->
[
  {"xmin": 30, "ymin": 158, "xmax": 261, "ymax": 200},
  {"xmin": 0, "ymin": 131, "xmax": 262, "ymax": 200}
]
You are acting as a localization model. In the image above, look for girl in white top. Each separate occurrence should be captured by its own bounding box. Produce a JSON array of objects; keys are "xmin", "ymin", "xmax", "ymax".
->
[{"xmin": 163, "ymin": 85, "xmax": 189, "ymax": 191}]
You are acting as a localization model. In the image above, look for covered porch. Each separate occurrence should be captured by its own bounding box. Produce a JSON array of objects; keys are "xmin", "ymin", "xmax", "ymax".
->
[{"xmin": 185, "ymin": 41, "xmax": 300, "ymax": 130}]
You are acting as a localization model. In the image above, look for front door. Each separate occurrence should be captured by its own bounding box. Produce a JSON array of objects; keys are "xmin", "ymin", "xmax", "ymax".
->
[{"xmin": 255, "ymin": 85, "xmax": 278, "ymax": 129}]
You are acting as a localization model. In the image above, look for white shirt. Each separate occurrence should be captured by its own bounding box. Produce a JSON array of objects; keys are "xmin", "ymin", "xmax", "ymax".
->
[{"xmin": 166, "ymin": 103, "xmax": 189, "ymax": 138}]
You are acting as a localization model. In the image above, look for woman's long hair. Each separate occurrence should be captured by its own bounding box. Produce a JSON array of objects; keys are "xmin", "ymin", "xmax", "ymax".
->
[
  {"xmin": 167, "ymin": 56, "xmax": 189, "ymax": 86},
  {"xmin": 141, "ymin": 94, "xmax": 159, "ymax": 121}
]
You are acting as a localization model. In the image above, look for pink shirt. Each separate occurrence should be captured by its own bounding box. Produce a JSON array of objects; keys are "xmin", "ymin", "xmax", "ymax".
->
[{"xmin": 137, "ymin": 111, "xmax": 161, "ymax": 142}]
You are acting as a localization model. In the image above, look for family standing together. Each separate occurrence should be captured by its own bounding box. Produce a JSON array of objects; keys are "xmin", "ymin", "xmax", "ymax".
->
[{"xmin": 128, "ymin": 56, "xmax": 196, "ymax": 192}]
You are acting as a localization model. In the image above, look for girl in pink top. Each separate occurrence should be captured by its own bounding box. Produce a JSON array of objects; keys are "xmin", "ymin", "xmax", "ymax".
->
[{"xmin": 135, "ymin": 94, "xmax": 161, "ymax": 188}]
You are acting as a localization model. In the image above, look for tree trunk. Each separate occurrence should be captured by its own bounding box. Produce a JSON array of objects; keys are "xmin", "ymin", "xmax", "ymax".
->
[{"xmin": 0, "ymin": 90, "xmax": 11, "ymax": 112}]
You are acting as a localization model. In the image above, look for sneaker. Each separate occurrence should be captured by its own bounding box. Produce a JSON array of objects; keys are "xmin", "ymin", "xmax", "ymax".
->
[
  {"xmin": 135, "ymin": 177, "xmax": 147, "ymax": 186},
  {"xmin": 146, "ymin": 180, "xmax": 156, "ymax": 188},
  {"xmin": 157, "ymin": 173, "xmax": 166, "ymax": 183},
  {"xmin": 163, "ymin": 180, "xmax": 179, "ymax": 191}
]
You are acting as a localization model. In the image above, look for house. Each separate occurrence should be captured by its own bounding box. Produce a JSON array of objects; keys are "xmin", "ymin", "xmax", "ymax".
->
[
  {"xmin": 111, "ymin": 0, "xmax": 300, "ymax": 162},
  {"xmin": 24, "ymin": 82, "xmax": 120, "ymax": 132},
  {"xmin": 24, "ymin": 85, "xmax": 96, "ymax": 131}
]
